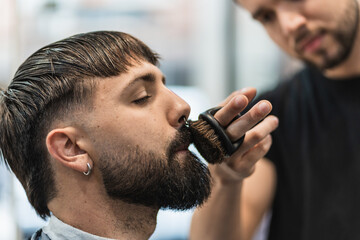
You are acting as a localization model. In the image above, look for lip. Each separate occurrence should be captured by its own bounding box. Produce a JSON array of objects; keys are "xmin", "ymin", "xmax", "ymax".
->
[{"xmin": 297, "ymin": 33, "xmax": 324, "ymax": 53}]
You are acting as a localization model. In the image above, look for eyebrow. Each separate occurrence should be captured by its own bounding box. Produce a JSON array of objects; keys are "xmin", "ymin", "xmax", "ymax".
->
[{"xmin": 122, "ymin": 73, "xmax": 166, "ymax": 95}]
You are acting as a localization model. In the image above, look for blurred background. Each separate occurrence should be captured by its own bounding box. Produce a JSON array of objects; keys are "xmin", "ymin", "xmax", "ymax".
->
[{"xmin": 0, "ymin": 0, "xmax": 303, "ymax": 239}]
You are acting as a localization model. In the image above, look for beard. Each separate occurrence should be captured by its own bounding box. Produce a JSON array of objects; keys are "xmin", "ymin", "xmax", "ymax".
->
[
  {"xmin": 98, "ymin": 125, "xmax": 211, "ymax": 210},
  {"xmin": 299, "ymin": 0, "xmax": 359, "ymax": 69}
]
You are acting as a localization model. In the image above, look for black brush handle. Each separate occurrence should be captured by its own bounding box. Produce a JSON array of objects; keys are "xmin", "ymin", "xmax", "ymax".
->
[{"xmin": 199, "ymin": 107, "xmax": 245, "ymax": 156}]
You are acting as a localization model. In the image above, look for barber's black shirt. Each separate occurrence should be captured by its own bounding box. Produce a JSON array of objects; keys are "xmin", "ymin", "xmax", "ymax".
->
[{"xmin": 256, "ymin": 66, "xmax": 360, "ymax": 240}]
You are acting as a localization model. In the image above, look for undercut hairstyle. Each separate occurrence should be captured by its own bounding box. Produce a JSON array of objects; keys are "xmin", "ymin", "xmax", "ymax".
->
[{"xmin": 0, "ymin": 31, "xmax": 159, "ymax": 218}]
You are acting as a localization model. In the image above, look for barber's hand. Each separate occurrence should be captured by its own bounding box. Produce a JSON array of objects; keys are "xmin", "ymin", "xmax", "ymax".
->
[{"xmin": 209, "ymin": 88, "xmax": 279, "ymax": 183}]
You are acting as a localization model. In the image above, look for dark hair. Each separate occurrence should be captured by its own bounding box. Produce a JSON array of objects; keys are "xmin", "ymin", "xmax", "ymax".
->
[{"xmin": 0, "ymin": 31, "xmax": 159, "ymax": 218}]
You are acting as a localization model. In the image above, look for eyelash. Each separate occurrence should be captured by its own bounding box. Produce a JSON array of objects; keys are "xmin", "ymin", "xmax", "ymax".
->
[
  {"xmin": 133, "ymin": 95, "xmax": 152, "ymax": 104},
  {"xmin": 259, "ymin": 12, "xmax": 275, "ymax": 24}
]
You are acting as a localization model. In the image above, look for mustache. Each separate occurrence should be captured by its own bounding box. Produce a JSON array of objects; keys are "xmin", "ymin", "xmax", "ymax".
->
[
  {"xmin": 294, "ymin": 25, "xmax": 312, "ymax": 51},
  {"xmin": 167, "ymin": 124, "xmax": 193, "ymax": 159},
  {"xmin": 294, "ymin": 26, "xmax": 327, "ymax": 53}
]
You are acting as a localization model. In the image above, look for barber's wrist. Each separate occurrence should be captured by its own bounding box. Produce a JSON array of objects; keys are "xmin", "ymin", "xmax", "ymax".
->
[
  {"xmin": 210, "ymin": 164, "xmax": 246, "ymax": 186},
  {"xmin": 212, "ymin": 177, "xmax": 244, "ymax": 195}
]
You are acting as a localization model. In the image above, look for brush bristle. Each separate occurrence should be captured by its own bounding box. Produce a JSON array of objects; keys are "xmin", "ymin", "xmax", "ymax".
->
[{"xmin": 189, "ymin": 119, "xmax": 226, "ymax": 164}]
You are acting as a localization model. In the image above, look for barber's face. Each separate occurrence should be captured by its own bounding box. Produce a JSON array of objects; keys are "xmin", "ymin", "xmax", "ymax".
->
[
  {"xmin": 237, "ymin": 0, "xmax": 359, "ymax": 70},
  {"xmin": 83, "ymin": 60, "xmax": 211, "ymax": 209}
]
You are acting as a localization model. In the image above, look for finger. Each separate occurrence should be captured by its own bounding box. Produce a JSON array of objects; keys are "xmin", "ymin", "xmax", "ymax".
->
[
  {"xmin": 239, "ymin": 87, "xmax": 257, "ymax": 103},
  {"xmin": 230, "ymin": 135, "xmax": 273, "ymax": 177},
  {"xmin": 240, "ymin": 135, "xmax": 273, "ymax": 168},
  {"xmin": 226, "ymin": 100, "xmax": 273, "ymax": 141},
  {"xmin": 219, "ymin": 87, "xmax": 257, "ymax": 106},
  {"xmin": 214, "ymin": 95, "xmax": 249, "ymax": 126},
  {"xmin": 233, "ymin": 115, "xmax": 278, "ymax": 155}
]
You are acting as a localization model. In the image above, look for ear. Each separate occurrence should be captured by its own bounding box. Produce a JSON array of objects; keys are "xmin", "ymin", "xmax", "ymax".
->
[{"xmin": 46, "ymin": 127, "xmax": 92, "ymax": 174}]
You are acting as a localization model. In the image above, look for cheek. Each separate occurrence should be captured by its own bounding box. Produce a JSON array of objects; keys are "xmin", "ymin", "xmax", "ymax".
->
[
  {"xmin": 90, "ymin": 105, "xmax": 175, "ymax": 154},
  {"xmin": 116, "ymin": 115, "xmax": 172, "ymax": 152},
  {"xmin": 304, "ymin": 1, "xmax": 347, "ymax": 27},
  {"xmin": 267, "ymin": 28, "xmax": 298, "ymax": 56}
]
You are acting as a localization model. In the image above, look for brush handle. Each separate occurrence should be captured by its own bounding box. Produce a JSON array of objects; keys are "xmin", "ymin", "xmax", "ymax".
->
[{"xmin": 199, "ymin": 107, "xmax": 245, "ymax": 156}]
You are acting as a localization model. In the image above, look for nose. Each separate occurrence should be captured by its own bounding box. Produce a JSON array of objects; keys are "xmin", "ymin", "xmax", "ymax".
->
[
  {"xmin": 164, "ymin": 88, "xmax": 191, "ymax": 128},
  {"xmin": 277, "ymin": 9, "xmax": 306, "ymax": 36}
]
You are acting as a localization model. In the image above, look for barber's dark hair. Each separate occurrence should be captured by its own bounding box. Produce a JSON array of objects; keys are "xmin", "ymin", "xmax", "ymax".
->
[{"xmin": 0, "ymin": 31, "xmax": 159, "ymax": 218}]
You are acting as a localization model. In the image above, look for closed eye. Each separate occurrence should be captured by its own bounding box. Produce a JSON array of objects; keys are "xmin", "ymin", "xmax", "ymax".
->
[
  {"xmin": 253, "ymin": 7, "xmax": 276, "ymax": 25},
  {"xmin": 133, "ymin": 95, "xmax": 152, "ymax": 105},
  {"xmin": 257, "ymin": 11, "xmax": 276, "ymax": 24}
]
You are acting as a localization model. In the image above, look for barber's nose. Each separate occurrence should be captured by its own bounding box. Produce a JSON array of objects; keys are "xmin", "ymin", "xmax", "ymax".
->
[
  {"xmin": 278, "ymin": 10, "xmax": 306, "ymax": 36},
  {"xmin": 165, "ymin": 88, "xmax": 191, "ymax": 128}
]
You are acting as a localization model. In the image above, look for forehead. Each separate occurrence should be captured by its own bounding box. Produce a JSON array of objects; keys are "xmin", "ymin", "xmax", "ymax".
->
[
  {"xmin": 237, "ymin": 0, "xmax": 276, "ymax": 11},
  {"xmin": 94, "ymin": 61, "xmax": 162, "ymax": 97}
]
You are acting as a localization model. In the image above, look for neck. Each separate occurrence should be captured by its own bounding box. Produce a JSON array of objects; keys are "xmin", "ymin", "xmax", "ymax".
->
[
  {"xmin": 48, "ymin": 177, "xmax": 159, "ymax": 239},
  {"xmin": 325, "ymin": 0, "xmax": 360, "ymax": 79}
]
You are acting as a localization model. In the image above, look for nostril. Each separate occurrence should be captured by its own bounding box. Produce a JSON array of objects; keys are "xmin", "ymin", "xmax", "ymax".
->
[{"xmin": 179, "ymin": 115, "xmax": 188, "ymax": 124}]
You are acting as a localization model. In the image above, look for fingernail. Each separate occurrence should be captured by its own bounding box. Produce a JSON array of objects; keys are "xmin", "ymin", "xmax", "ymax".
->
[
  {"xmin": 258, "ymin": 102, "xmax": 271, "ymax": 114},
  {"xmin": 270, "ymin": 115, "xmax": 279, "ymax": 125},
  {"xmin": 234, "ymin": 95, "xmax": 246, "ymax": 106},
  {"xmin": 240, "ymin": 87, "xmax": 250, "ymax": 93}
]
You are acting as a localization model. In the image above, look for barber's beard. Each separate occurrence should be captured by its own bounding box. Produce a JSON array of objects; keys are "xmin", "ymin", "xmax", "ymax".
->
[
  {"xmin": 302, "ymin": 0, "xmax": 359, "ymax": 70},
  {"xmin": 98, "ymin": 125, "xmax": 211, "ymax": 210}
]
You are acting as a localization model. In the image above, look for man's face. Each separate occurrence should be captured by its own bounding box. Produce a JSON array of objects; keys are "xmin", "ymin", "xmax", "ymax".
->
[
  {"xmin": 83, "ymin": 60, "xmax": 211, "ymax": 209},
  {"xmin": 237, "ymin": 0, "xmax": 359, "ymax": 70}
]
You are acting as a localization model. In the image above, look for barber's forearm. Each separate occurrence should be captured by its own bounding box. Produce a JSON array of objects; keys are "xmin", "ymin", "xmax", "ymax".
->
[{"xmin": 190, "ymin": 178, "xmax": 243, "ymax": 240}]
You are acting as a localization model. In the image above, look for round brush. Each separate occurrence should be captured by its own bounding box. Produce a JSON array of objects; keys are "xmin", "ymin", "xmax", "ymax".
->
[{"xmin": 188, "ymin": 107, "xmax": 245, "ymax": 164}]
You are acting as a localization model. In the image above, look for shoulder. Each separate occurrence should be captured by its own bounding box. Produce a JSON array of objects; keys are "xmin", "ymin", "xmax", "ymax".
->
[
  {"xmin": 260, "ymin": 67, "xmax": 310, "ymax": 101},
  {"xmin": 255, "ymin": 66, "xmax": 317, "ymax": 115}
]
